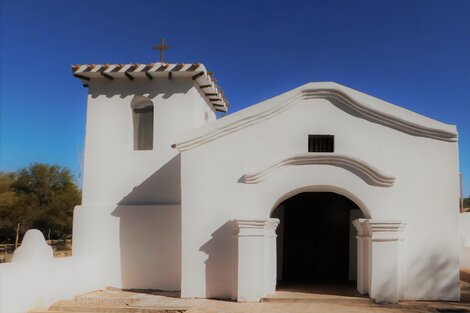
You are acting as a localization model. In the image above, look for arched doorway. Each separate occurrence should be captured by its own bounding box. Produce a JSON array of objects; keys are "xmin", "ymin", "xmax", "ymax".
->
[{"xmin": 271, "ymin": 192, "xmax": 364, "ymax": 295}]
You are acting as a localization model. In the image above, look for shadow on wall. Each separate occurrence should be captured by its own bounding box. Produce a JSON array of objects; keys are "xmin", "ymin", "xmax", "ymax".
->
[
  {"xmin": 370, "ymin": 250, "xmax": 460, "ymax": 303},
  {"xmin": 110, "ymin": 155, "xmax": 182, "ymax": 290},
  {"xmin": 112, "ymin": 204, "xmax": 182, "ymax": 290},
  {"xmin": 119, "ymin": 154, "xmax": 181, "ymax": 205},
  {"xmin": 403, "ymin": 252, "xmax": 461, "ymax": 301},
  {"xmin": 200, "ymin": 221, "xmax": 234, "ymax": 299},
  {"xmin": 88, "ymin": 78, "xmax": 192, "ymax": 99}
]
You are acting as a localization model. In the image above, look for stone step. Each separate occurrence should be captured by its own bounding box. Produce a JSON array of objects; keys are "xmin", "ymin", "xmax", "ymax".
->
[
  {"xmin": 44, "ymin": 300, "xmax": 186, "ymax": 313},
  {"xmin": 28, "ymin": 309, "xmax": 184, "ymax": 313},
  {"xmin": 29, "ymin": 311, "xmax": 91, "ymax": 313},
  {"xmin": 74, "ymin": 289, "xmax": 181, "ymax": 305},
  {"xmin": 261, "ymin": 297, "xmax": 368, "ymax": 304},
  {"xmin": 48, "ymin": 308, "xmax": 184, "ymax": 313},
  {"xmin": 75, "ymin": 292, "xmax": 145, "ymax": 305}
]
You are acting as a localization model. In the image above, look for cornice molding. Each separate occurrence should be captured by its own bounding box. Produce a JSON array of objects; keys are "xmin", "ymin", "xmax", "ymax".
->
[
  {"xmin": 175, "ymin": 92, "xmax": 303, "ymax": 151},
  {"xmin": 304, "ymin": 89, "xmax": 457, "ymax": 142},
  {"xmin": 174, "ymin": 86, "xmax": 457, "ymax": 151},
  {"xmin": 242, "ymin": 153, "xmax": 396, "ymax": 187}
]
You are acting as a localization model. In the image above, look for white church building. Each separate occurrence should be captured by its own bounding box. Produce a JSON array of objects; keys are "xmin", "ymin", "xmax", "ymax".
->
[{"xmin": 67, "ymin": 61, "xmax": 462, "ymax": 304}]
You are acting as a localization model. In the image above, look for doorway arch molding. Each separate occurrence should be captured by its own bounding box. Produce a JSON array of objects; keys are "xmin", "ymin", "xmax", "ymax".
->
[
  {"xmin": 270, "ymin": 185, "xmax": 371, "ymax": 219},
  {"xmin": 243, "ymin": 153, "xmax": 395, "ymax": 187},
  {"xmin": 245, "ymin": 158, "xmax": 394, "ymax": 221}
]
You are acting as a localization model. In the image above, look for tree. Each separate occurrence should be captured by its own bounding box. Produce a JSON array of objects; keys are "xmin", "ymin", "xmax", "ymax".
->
[
  {"xmin": 0, "ymin": 172, "xmax": 19, "ymax": 242},
  {"xmin": 0, "ymin": 164, "xmax": 81, "ymax": 242}
]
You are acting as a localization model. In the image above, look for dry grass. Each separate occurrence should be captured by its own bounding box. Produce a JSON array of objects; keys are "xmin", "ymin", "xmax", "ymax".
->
[{"xmin": 0, "ymin": 240, "xmax": 72, "ymax": 263}]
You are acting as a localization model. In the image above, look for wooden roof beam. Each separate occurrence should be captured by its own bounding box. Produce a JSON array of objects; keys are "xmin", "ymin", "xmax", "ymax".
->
[
  {"xmin": 192, "ymin": 72, "xmax": 204, "ymax": 80},
  {"xmin": 101, "ymin": 72, "xmax": 114, "ymax": 80},
  {"xmin": 124, "ymin": 72, "xmax": 134, "ymax": 81},
  {"xmin": 73, "ymin": 74, "xmax": 90, "ymax": 81}
]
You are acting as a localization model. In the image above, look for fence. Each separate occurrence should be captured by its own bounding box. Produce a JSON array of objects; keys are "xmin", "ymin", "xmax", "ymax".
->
[{"xmin": 0, "ymin": 239, "xmax": 72, "ymax": 263}]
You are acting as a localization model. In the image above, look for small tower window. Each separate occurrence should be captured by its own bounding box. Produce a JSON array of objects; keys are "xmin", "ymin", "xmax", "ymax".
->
[
  {"xmin": 308, "ymin": 135, "xmax": 334, "ymax": 152},
  {"xmin": 133, "ymin": 102, "xmax": 154, "ymax": 150}
]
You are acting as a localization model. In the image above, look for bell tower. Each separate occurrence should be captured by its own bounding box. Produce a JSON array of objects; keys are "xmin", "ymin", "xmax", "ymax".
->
[
  {"xmin": 71, "ymin": 59, "xmax": 229, "ymax": 288},
  {"xmin": 72, "ymin": 61, "xmax": 228, "ymax": 205}
]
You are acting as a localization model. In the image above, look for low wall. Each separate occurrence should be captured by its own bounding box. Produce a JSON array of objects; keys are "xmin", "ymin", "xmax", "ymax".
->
[
  {"xmin": 461, "ymin": 212, "xmax": 470, "ymax": 272},
  {"xmin": 0, "ymin": 230, "xmax": 101, "ymax": 313}
]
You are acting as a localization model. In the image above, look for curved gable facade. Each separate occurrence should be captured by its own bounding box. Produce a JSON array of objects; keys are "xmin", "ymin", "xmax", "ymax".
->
[{"xmin": 178, "ymin": 82, "xmax": 460, "ymax": 302}]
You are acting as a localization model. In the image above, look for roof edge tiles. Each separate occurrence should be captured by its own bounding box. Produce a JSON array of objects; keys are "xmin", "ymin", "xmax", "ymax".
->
[{"xmin": 71, "ymin": 62, "xmax": 229, "ymax": 112}]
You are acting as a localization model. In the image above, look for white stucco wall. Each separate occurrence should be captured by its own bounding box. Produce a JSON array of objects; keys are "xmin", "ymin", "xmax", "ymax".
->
[
  {"xmin": 461, "ymin": 212, "xmax": 470, "ymax": 272},
  {"xmin": 73, "ymin": 204, "xmax": 181, "ymax": 290},
  {"xmin": 0, "ymin": 230, "xmax": 99, "ymax": 313},
  {"xmin": 81, "ymin": 78, "xmax": 215, "ymax": 206},
  {"xmin": 73, "ymin": 77, "xmax": 215, "ymax": 289},
  {"xmin": 73, "ymin": 78, "xmax": 460, "ymax": 302},
  {"xmin": 178, "ymin": 82, "xmax": 460, "ymax": 301}
]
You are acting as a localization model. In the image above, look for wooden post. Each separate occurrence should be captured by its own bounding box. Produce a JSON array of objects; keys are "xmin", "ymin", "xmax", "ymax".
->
[{"xmin": 15, "ymin": 223, "xmax": 20, "ymax": 249}]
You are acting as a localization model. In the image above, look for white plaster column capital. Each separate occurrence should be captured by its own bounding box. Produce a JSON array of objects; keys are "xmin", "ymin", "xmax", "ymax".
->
[
  {"xmin": 234, "ymin": 220, "xmax": 269, "ymax": 237},
  {"xmin": 266, "ymin": 218, "xmax": 280, "ymax": 230},
  {"xmin": 233, "ymin": 218, "xmax": 280, "ymax": 237},
  {"xmin": 368, "ymin": 219, "xmax": 406, "ymax": 242},
  {"xmin": 353, "ymin": 218, "xmax": 370, "ymax": 237},
  {"xmin": 353, "ymin": 218, "xmax": 406, "ymax": 241},
  {"xmin": 266, "ymin": 218, "xmax": 280, "ymax": 238}
]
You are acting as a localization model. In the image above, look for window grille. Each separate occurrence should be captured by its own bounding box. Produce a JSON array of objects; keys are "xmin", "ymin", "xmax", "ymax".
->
[{"xmin": 308, "ymin": 135, "xmax": 334, "ymax": 152}]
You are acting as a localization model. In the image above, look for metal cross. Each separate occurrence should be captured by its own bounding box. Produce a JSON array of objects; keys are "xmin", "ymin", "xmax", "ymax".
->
[{"xmin": 152, "ymin": 37, "xmax": 171, "ymax": 63}]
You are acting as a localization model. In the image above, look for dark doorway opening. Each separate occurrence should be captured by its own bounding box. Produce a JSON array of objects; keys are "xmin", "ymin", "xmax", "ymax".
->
[{"xmin": 271, "ymin": 192, "xmax": 364, "ymax": 288}]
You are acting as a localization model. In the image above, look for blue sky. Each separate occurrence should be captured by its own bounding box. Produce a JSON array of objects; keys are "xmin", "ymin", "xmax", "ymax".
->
[{"xmin": 0, "ymin": 0, "xmax": 469, "ymax": 196}]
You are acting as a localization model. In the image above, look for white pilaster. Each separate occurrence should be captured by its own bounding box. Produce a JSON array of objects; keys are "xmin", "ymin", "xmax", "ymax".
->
[
  {"xmin": 264, "ymin": 219, "xmax": 280, "ymax": 295},
  {"xmin": 232, "ymin": 218, "xmax": 279, "ymax": 302},
  {"xmin": 353, "ymin": 219, "xmax": 406, "ymax": 303},
  {"xmin": 353, "ymin": 219, "xmax": 371, "ymax": 295}
]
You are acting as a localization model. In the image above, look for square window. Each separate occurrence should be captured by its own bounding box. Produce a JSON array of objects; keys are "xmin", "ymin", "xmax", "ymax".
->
[{"xmin": 308, "ymin": 135, "xmax": 334, "ymax": 152}]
